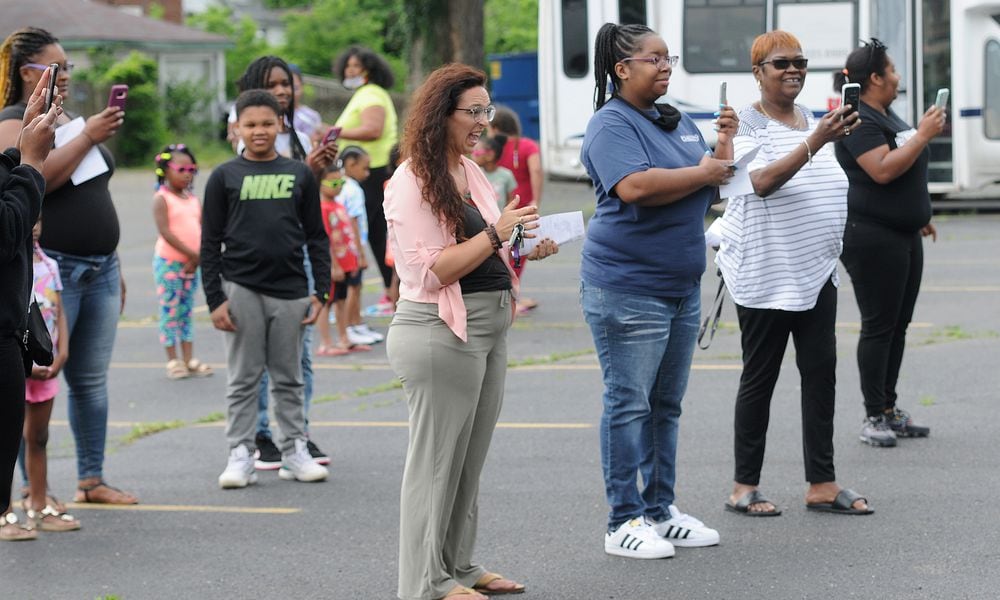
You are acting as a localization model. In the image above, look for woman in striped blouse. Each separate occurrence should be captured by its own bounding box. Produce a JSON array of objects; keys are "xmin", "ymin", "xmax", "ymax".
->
[{"xmin": 714, "ymin": 31, "xmax": 872, "ymax": 517}]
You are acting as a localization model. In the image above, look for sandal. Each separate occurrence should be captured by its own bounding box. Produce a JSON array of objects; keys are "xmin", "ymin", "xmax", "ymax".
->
[
  {"xmin": 20, "ymin": 489, "xmax": 67, "ymax": 514},
  {"xmin": 186, "ymin": 358, "xmax": 214, "ymax": 377},
  {"xmin": 724, "ymin": 489, "xmax": 782, "ymax": 517},
  {"xmin": 806, "ymin": 488, "xmax": 874, "ymax": 515},
  {"xmin": 473, "ymin": 572, "xmax": 526, "ymax": 596},
  {"xmin": 166, "ymin": 358, "xmax": 189, "ymax": 380},
  {"xmin": 26, "ymin": 504, "xmax": 81, "ymax": 532},
  {"xmin": 74, "ymin": 481, "xmax": 139, "ymax": 505},
  {"xmin": 439, "ymin": 586, "xmax": 486, "ymax": 599},
  {"xmin": 0, "ymin": 512, "xmax": 37, "ymax": 542}
]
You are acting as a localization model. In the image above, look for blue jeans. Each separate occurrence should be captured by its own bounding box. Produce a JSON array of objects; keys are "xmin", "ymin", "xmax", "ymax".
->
[
  {"xmin": 581, "ymin": 282, "xmax": 700, "ymax": 530},
  {"xmin": 46, "ymin": 250, "xmax": 120, "ymax": 480},
  {"xmin": 257, "ymin": 246, "xmax": 314, "ymax": 438}
]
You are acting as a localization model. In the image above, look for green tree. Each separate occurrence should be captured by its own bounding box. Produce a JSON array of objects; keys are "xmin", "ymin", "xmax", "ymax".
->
[
  {"xmin": 280, "ymin": 0, "xmax": 408, "ymax": 86},
  {"xmin": 485, "ymin": 0, "xmax": 538, "ymax": 54},
  {"xmin": 186, "ymin": 6, "xmax": 272, "ymax": 97},
  {"xmin": 101, "ymin": 51, "xmax": 167, "ymax": 166}
]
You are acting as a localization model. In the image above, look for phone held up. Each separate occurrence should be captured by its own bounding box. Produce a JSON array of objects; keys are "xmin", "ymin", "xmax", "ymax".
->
[
  {"xmin": 934, "ymin": 88, "xmax": 950, "ymax": 110},
  {"xmin": 107, "ymin": 84, "xmax": 129, "ymax": 112},
  {"xmin": 44, "ymin": 63, "xmax": 59, "ymax": 113},
  {"xmin": 841, "ymin": 82, "xmax": 861, "ymax": 117},
  {"xmin": 719, "ymin": 81, "xmax": 727, "ymax": 107},
  {"xmin": 321, "ymin": 125, "xmax": 342, "ymax": 146}
]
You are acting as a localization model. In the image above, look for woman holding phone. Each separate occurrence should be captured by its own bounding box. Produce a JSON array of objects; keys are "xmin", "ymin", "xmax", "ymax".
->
[
  {"xmin": 834, "ymin": 39, "xmax": 944, "ymax": 447},
  {"xmin": 0, "ymin": 27, "xmax": 137, "ymax": 506}
]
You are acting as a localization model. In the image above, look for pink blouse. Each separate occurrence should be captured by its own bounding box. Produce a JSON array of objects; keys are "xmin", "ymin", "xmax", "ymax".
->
[{"xmin": 384, "ymin": 155, "xmax": 519, "ymax": 342}]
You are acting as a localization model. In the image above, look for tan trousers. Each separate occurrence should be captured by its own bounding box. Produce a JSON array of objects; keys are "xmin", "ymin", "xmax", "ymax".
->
[{"xmin": 389, "ymin": 290, "xmax": 512, "ymax": 600}]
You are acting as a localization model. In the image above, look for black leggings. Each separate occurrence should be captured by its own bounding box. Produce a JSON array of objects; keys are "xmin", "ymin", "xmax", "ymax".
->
[
  {"xmin": 360, "ymin": 165, "xmax": 393, "ymax": 290},
  {"xmin": 733, "ymin": 279, "xmax": 838, "ymax": 486},
  {"xmin": 841, "ymin": 220, "xmax": 923, "ymax": 417},
  {"xmin": 1, "ymin": 335, "xmax": 26, "ymax": 513}
]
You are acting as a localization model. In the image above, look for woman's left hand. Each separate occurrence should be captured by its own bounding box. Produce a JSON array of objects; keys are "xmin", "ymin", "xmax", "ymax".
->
[
  {"xmin": 921, "ymin": 222, "xmax": 937, "ymax": 242},
  {"xmin": 526, "ymin": 238, "xmax": 558, "ymax": 261},
  {"xmin": 714, "ymin": 105, "xmax": 739, "ymax": 146}
]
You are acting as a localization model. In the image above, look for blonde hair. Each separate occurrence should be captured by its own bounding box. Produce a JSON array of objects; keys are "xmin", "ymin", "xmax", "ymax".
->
[
  {"xmin": 0, "ymin": 27, "xmax": 59, "ymax": 108},
  {"xmin": 750, "ymin": 30, "xmax": 802, "ymax": 66}
]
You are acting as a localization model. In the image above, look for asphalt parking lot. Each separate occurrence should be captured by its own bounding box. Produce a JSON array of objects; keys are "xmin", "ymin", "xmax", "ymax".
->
[{"xmin": 4, "ymin": 169, "xmax": 999, "ymax": 599}]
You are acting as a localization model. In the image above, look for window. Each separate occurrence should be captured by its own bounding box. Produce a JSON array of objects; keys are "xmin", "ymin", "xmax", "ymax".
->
[
  {"xmin": 619, "ymin": 0, "xmax": 647, "ymax": 24},
  {"xmin": 775, "ymin": 0, "xmax": 857, "ymax": 70},
  {"xmin": 987, "ymin": 40, "xmax": 1000, "ymax": 139},
  {"xmin": 683, "ymin": 0, "xmax": 766, "ymax": 73},
  {"xmin": 562, "ymin": 0, "xmax": 589, "ymax": 78}
]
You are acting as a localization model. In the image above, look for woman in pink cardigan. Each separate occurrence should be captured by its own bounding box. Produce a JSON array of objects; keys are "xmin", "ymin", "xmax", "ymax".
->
[{"xmin": 385, "ymin": 64, "xmax": 557, "ymax": 600}]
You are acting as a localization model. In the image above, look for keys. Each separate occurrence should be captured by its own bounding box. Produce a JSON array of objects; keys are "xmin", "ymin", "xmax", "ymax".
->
[{"xmin": 509, "ymin": 223, "xmax": 525, "ymax": 268}]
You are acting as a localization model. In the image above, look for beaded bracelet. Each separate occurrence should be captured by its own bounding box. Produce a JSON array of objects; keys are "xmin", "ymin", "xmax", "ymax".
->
[{"xmin": 485, "ymin": 224, "xmax": 503, "ymax": 250}]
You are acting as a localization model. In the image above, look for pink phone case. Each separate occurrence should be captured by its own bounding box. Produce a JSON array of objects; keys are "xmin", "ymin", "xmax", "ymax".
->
[
  {"xmin": 107, "ymin": 84, "xmax": 129, "ymax": 111},
  {"xmin": 322, "ymin": 126, "xmax": 342, "ymax": 145}
]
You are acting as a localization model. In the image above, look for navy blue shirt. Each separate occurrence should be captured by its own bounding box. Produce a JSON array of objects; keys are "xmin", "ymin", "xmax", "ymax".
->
[{"xmin": 580, "ymin": 97, "xmax": 714, "ymax": 297}]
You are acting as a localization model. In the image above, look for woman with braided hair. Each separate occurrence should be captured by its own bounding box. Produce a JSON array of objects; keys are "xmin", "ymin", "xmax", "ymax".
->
[
  {"xmin": 0, "ymin": 27, "xmax": 137, "ymax": 506},
  {"xmin": 580, "ymin": 22, "xmax": 737, "ymax": 559}
]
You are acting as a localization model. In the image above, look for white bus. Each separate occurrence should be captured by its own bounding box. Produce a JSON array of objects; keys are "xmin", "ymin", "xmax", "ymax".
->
[{"xmin": 538, "ymin": 0, "xmax": 1000, "ymax": 194}]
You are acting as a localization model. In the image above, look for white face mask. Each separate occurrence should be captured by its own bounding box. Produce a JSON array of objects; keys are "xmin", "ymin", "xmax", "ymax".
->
[{"xmin": 342, "ymin": 76, "xmax": 366, "ymax": 90}]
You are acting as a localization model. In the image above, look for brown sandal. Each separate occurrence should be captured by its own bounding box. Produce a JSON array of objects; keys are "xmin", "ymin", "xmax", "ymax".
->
[
  {"xmin": 0, "ymin": 512, "xmax": 37, "ymax": 542},
  {"xmin": 472, "ymin": 572, "xmax": 526, "ymax": 595},
  {"xmin": 27, "ymin": 505, "xmax": 81, "ymax": 532},
  {"xmin": 440, "ymin": 586, "xmax": 486, "ymax": 599},
  {"xmin": 74, "ymin": 481, "xmax": 139, "ymax": 505}
]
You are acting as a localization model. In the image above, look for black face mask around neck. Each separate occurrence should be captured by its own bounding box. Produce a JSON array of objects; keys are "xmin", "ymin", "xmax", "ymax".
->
[{"xmin": 613, "ymin": 94, "xmax": 682, "ymax": 132}]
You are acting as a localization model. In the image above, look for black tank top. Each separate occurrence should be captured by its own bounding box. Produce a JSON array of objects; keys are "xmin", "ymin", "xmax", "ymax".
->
[{"xmin": 458, "ymin": 203, "xmax": 511, "ymax": 294}]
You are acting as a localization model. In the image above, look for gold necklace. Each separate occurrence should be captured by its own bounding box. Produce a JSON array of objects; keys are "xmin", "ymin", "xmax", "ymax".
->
[{"xmin": 757, "ymin": 101, "xmax": 804, "ymax": 129}]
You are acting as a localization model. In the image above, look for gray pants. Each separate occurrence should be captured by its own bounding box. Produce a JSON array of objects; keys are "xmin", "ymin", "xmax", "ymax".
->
[
  {"xmin": 222, "ymin": 281, "xmax": 310, "ymax": 454},
  {"xmin": 389, "ymin": 290, "xmax": 513, "ymax": 600}
]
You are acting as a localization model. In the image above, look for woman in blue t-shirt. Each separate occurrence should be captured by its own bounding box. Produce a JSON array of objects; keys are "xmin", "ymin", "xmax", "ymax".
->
[
  {"xmin": 579, "ymin": 22, "xmax": 736, "ymax": 560},
  {"xmin": 834, "ymin": 39, "xmax": 944, "ymax": 447}
]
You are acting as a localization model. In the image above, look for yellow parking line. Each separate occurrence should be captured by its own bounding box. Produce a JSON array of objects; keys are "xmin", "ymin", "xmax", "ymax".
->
[
  {"xmin": 52, "ymin": 419, "xmax": 593, "ymax": 430},
  {"xmin": 108, "ymin": 361, "xmax": 745, "ymax": 372},
  {"xmin": 65, "ymin": 502, "xmax": 300, "ymax": 514}
]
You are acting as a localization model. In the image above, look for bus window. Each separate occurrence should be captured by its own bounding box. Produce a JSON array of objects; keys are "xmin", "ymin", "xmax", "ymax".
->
[
  {"xmin": 775, "ymin": 0, "xmax": 857, "ymax": 70},
  {"xmin": 986, "ymin": 40, "xmax": 1000, "ymax": 139},
  {"xmin": 683, "ymin": 0, "xmax": 765, "ymax": 73},
  {"xmin": 562, "ymin": 0, "xmax": 589, "ymax": 78},
  {"xmin": 619, "ymin": 0, "xmax": 647, "ymax": 24}
]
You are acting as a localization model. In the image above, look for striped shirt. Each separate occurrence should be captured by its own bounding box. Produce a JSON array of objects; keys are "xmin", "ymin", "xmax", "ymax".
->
[{"xmin": 714, "ymin": 105, "xmax": 848, "ymax": 311}]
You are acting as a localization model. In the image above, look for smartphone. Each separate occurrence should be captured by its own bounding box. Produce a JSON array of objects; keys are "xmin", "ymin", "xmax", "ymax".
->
[
  {"xmin": 107, "ymin": 84, "xmax": 129, "ymax": 111},
  {"xmin": 841, "ymin": 83, "xmax": 861, "ymax": 116},
  {"xmin": 44, "ymin": 63, "xmax": 59, "ymax": 113},
  {"xmin": 321, "ymin": 126, "xmax": 342, "ymax": 146},
  {"xmin": 934, "ymin": 88, "xmax": 950, "ymax": 110},
  {"xmin": 719, "ymin": 81, "xmax": 727, "ymax": 107}
]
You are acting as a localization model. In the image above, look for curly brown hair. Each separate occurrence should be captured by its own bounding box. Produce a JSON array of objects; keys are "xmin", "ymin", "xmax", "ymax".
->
[{"xmin": 401, "ymin": 63, "xmax": 487, "ymax": 240}]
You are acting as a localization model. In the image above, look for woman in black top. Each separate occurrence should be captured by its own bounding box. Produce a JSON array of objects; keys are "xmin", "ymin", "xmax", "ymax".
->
[
  {"xmin": 0, "ymin": 67, "xmax": 58, "ymax": 540},
  {"xmin": 0, "ymin": 27, "xmax": 137, "ymax": 505},
  {"xmin": 834, "ymin": 39, "xmax": 945, "ymax": 448}
]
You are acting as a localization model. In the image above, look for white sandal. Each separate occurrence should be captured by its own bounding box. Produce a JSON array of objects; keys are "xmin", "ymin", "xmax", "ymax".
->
[
  {"xmin": 26, "ymin": 505, "xmax": 81, "ymax": 532},
  {"xmin": 186, "ymin": 358, "xmax": 214, "ymax": 377},
  {"xmin": 166, "ymin": 359, "xmax": 189, "ymax": 379}
]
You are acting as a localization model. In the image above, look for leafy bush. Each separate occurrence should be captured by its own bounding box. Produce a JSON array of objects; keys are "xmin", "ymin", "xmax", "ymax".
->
[
  {"xmin": 164, "ymin": 79, "xmax": 216, "ymax": 142},
  {"xmin": 101, "ymin": 51, "xmax": 167, "ymax": 166}
]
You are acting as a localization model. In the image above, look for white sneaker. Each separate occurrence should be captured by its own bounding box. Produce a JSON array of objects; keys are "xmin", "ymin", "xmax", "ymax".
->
[
  {"xmin": 346, "ymin": 325, "xmax": 378, "ymax": 345},
  {"xmin": 605, "ymin": 517, "xmax": 675, "ymax": 559},
  {"xmin": 649, "ymin": 505, "xmax": 720, "ymax": 548},
  {"xmin": 354, "ymin": 323, "xmax": 384, "ymax": 343},
  {"xmin": 279, "ymin": 438, "xmax": 329, "ymax": 482},
  {"xmin": 218, "ymin": 444, "xmax": 257, "ymax": 489}
]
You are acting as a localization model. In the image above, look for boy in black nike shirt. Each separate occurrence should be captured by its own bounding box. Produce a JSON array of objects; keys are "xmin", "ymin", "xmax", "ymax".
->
[{"xmin": 201, "ymin": 90, "xmax": 331, "ymax": 488}]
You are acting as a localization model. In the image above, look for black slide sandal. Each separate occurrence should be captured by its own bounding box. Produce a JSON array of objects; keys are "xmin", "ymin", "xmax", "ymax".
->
[
  {"xmin": 806, "ymin": 488, "xmax": 874, "ymax": 515},
  {"xmin": 725, "ymin": 489, "xmax": 782, "ymax": 517}
]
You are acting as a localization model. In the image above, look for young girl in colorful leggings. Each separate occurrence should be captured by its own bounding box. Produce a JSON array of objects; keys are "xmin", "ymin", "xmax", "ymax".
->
[{"xmin": 152, "ymin": 144, "xmax": 212, "ymax": 379}]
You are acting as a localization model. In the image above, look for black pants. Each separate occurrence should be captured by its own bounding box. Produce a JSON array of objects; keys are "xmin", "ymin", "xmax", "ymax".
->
[
  {"xmin": 733, "ymin": 279, "xmax": 837, "ymax": 485},
  {"xmin": 1, "ymin": 335, "xmax": 26, "ymax": 513},
  {"xmin": 360, "ymin": 165, "xmax": 393, "ymax": 290},
  {"xmin": 841, "ymin": 220, "xmax": 923, "ymax": 417}
]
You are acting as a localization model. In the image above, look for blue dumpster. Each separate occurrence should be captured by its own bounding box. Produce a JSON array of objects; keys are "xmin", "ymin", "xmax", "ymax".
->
[{"xmin": 487, "ymin": 51, "xmax": 540, "ymax": 141}]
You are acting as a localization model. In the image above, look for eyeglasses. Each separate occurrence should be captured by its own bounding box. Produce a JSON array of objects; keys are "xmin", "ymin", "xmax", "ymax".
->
[
  {"xmin": 321, "ymin": 178, "xmax": 345, "ymax": 189},
  {"xmin": 168, "ymin": 162, "xmax": 198, "ymax": 174},
  {"xmin": 456, "ymin": 105, "xmax": 496, "ymax": 123},
  {"xmin": 24, "ymin": 62, "xmax": 75, "ymax": 73},
  {"xmin": 758, "ymin": 58, "xmax": 809, "ymax": 70},
  {"xmin": 621, "ymin": 55, "xmax": 679, "ymax": 69}
]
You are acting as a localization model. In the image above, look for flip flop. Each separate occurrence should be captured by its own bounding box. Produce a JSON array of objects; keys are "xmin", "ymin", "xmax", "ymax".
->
[
  {"xmin": 724, "ymin": 489, "xmax": 782, "ymax": 517},
  {"xmin": 806, "ymin": 488, "xmax": 874, "ymax": 515},
  {"xmin": 472, "ymin": 572, "xmax": 525, "ymax": 595}
]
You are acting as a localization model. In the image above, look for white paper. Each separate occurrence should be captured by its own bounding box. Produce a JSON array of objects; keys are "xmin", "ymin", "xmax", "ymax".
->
[
  {"xmin": 54, "ymin": 117, "xmax": 109, "ymax": 185},
  {"xmin": 718, "ymin": 145, "xmax": 760, "ymax": 200},
  {"xmin": 520, "ymin": 211, "xmax": 586, "ymax": 253}
]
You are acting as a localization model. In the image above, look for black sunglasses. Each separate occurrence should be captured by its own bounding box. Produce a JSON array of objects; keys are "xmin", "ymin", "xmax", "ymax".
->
[{"xmin": 759, "ymin": 58, "xmax": 809, "ymax": 70}]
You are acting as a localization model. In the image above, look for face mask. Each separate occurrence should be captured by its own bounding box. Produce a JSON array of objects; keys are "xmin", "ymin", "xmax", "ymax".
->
[{"xmin": 343, "ymin": 76, "xmax": 366, "ymax": 90}]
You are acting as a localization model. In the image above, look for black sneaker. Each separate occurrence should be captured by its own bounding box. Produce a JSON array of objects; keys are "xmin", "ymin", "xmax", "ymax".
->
[
  {"xmin": 306, "ymin": 439, "xmax": 330, "ymax": 465},
  {"xmin": 860, "ymin": 415, "xmax": 897, "ymax": 447},
  {"xmin": 886, "ymin": 407, "xmax": 930, "ymax": 438},
  {"xmin": 253, "ymin": 433, "xmax": 282, "ymax": 471}
]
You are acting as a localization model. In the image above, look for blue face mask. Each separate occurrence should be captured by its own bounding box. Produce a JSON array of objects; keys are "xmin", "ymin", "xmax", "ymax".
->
[{"xmin": 343, "ymin": 76, "xmax": 366, "ymax": 90}]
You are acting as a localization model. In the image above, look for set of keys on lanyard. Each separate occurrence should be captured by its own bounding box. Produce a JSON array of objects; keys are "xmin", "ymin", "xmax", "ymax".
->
[{"xmin": 509, "ymin": 222, "xmax": 525, "ymax": 268}]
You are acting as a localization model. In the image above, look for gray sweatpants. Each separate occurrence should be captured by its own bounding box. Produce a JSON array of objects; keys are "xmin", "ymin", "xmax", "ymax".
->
[
  {"xmin": 222, "ymin": 281, "xmax": 311, "ymax": 454},
  {"xmin": 389, "ymin": 290, "xmax": 513, "ymax": 600}
]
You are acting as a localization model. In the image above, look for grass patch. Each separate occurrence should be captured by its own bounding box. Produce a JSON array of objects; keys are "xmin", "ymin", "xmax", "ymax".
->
[
  {"xmin": 118, "ymin": 420, "xmax": 186, "ymax": 446},
  {"xmin": 507, "ymin": 348, "xmax": 595, "ymax": 368},
  {"xmin": 919, "ymin": 394, "xmax": 936, "ymax": 407},
  {"xmin": 354, "ymin": 379, "xmax": 403, "ymax": 397},
  {"xmin": 194, "ymin": 411, "xmax": 225, "ymax": 424},
  {"xmin": 915, "ymin": 325, "xmax": 999, "ymax": 346},
  {"xmin": 312, "ymin": 392, "xmax": 347, "ymax": 405}
]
